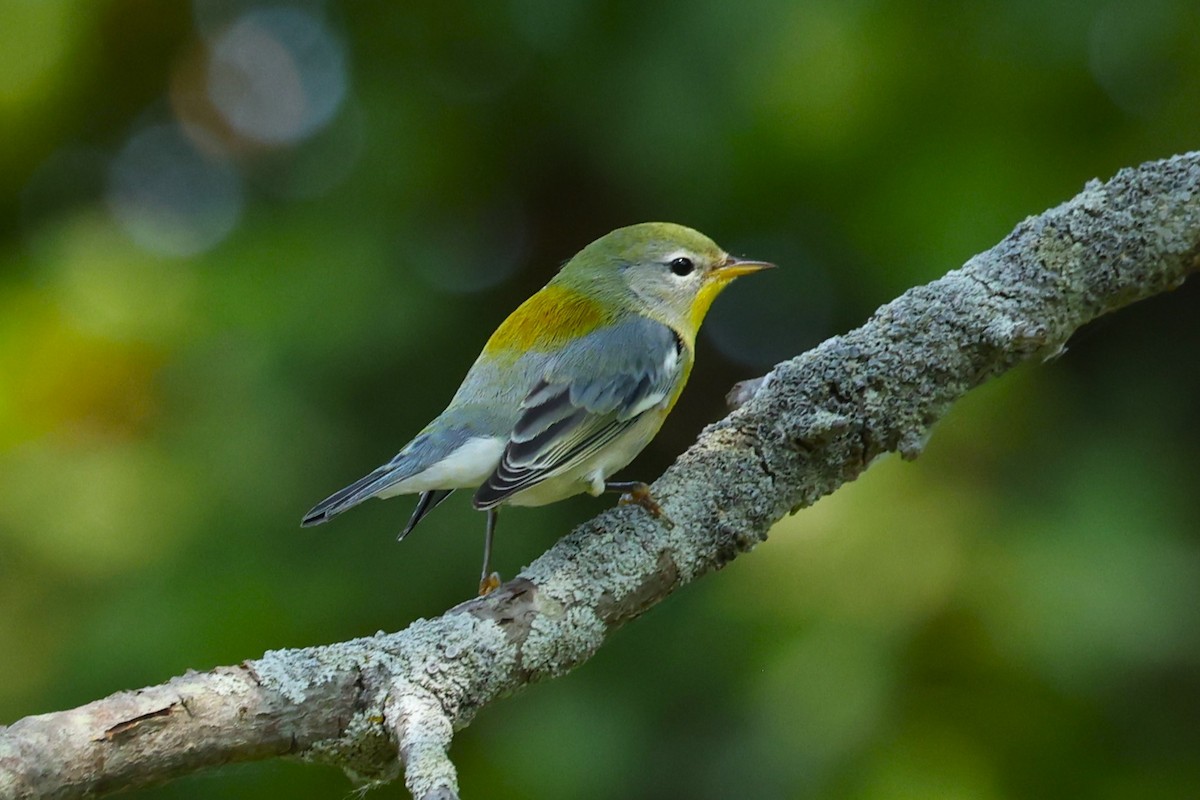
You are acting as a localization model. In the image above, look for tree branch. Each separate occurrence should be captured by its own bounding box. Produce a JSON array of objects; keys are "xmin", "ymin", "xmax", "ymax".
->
[{"xmin": 3, "ymin": 152, "xmax": 1199, "ymax": 800}]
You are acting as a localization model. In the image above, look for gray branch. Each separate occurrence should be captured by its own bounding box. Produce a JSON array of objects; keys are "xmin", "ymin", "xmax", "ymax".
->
[{"xmin": 2, "ymin": 152, "xmax": 1198, "ymax": 800}]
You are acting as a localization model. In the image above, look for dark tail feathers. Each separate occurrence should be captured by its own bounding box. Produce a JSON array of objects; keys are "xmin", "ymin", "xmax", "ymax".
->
[
  {"xmin": 399, "ymin": 489, "xmax": 455, "ymax": 540},
  {"xmin": 301, "ymin": 468, "xmax": 395, "ymax": 527}
]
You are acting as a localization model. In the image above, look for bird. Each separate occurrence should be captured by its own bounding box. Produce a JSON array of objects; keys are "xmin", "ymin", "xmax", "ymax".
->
[{"xmin": 301, "ymin": 222, "xmax": 774, "ymax": 594}]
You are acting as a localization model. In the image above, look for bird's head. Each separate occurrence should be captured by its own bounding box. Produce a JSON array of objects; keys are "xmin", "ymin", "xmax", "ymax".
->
[{"xmin": 558, "ymin": 222, "xmax": 774, "ymax": 339}]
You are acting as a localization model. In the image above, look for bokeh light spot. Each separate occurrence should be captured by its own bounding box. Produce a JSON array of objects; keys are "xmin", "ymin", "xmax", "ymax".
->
[
  {"xmin": 207, "ymin": 7, "xmax": 348, "ymax": 144},
  {"xmin": 244, "ymin": 97, "xmax": 365, "ymax": 199},
  {"xmin": 106, "ymin": 123, "xmax": 243, "ymax": 258}
]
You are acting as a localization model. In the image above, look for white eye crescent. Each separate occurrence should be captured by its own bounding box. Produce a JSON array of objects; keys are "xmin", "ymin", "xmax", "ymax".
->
[{"xmin": 664, "ymin": 250, "xmax": 697, "ymax": 277}]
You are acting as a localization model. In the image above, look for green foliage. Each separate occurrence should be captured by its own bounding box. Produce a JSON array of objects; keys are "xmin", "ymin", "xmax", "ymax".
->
[{"xmin": 2, "ymin": 1, "xmax": 1198, "ymax": 797}]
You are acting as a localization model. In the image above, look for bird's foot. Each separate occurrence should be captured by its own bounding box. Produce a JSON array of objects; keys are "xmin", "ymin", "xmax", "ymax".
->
[
  {"xmin": 609, "ymin": 481, "xmax": 675, "ymax": 528},
  {"xmin": 478, "ymin": 571, "xmax": 502, "ymax": 596}
]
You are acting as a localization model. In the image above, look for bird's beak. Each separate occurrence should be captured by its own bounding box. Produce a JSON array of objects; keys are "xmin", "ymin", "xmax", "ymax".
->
[{"xmin": 716, "ymin": 255, "xmax": 776, "ymax": 278}]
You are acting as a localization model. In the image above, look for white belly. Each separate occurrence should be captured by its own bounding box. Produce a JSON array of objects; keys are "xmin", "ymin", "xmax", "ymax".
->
[{"xmin": 378, "ymin": 436, "xmax": 505, "ymax": 496}]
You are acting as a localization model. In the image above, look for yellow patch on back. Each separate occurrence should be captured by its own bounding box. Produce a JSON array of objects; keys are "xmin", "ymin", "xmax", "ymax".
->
[{"xmin": 483, "ymin": 284, "xmax": 613, "ymax": 354}]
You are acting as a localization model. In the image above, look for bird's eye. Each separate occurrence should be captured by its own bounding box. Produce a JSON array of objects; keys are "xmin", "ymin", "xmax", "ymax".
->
[{"xmin": 669, "ymin": 257, "xmax": 695, "ymax": 276}]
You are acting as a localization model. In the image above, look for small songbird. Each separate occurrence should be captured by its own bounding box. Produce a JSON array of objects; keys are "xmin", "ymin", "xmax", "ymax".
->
[{"xmin": 302, "ymin": 222, "xmax": 774, "ymax": 593}]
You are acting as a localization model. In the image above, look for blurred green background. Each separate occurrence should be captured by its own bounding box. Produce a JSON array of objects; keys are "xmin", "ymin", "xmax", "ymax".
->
[{"xmin": 2, "ymin": 1, "xmax": 1199, "ymax": 798}]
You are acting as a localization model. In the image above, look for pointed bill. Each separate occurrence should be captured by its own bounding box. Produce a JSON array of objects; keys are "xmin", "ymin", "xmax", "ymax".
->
[{"xmin": 715, "ymin": 255, "xmax": 776, "ymax": 278}]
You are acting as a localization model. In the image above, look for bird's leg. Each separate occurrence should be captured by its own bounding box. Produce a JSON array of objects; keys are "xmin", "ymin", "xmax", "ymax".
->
[
  {"xmin": 478, "ymin": 508, "xmax": 501, "ymax": 596},
  {"xmin": 605, "ymin": 481, "xmax": 674, "ymax": 528}
]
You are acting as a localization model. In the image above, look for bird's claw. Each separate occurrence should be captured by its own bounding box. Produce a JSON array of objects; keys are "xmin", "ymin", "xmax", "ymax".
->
[
  {"xmin": 478, "ymin": 571, "xmax": 502, "ymax": 596},
  {"xmin": 618, "ymin": 484, "xmax": 675, "ymax": 528}
]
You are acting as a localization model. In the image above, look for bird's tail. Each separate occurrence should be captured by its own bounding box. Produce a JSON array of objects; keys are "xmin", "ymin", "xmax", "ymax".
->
[
  {"xmin": 302, "ymin": 424, "xmax": 477, "ymax": 528},
  {"xmin": 301, "ymin": 467, "xmax": 400, "ymax": 527}
]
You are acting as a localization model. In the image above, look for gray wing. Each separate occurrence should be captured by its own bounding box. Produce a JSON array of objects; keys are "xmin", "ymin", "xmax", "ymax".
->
[{"xmin": 472, "ymin": 316, "xmax": 683, "ymax": 509}]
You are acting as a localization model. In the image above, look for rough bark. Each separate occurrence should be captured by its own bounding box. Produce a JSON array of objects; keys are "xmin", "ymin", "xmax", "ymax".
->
[{"xmin": 2, "ymin": 152, "xmax": 1198, "ymax": 800}]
